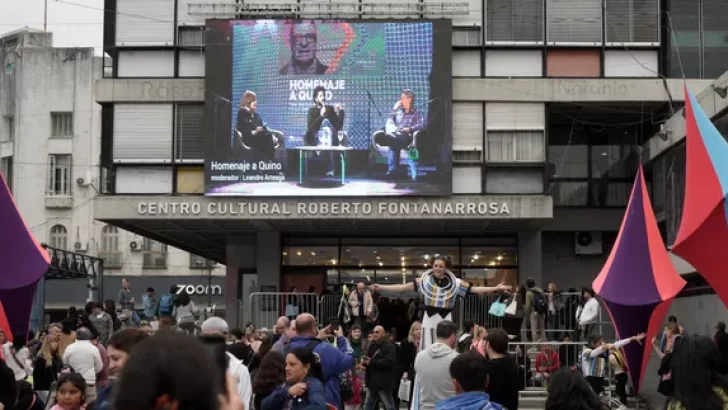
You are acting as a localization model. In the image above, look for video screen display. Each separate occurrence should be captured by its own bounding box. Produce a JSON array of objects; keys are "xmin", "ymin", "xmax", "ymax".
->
[{"xmin": 204, "ymin": 19, "xmax": 452, "ymax": 196}]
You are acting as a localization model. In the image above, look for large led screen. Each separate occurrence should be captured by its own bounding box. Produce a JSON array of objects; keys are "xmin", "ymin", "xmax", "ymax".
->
[{"xmin": 204, "ymin": 19, "xmax": 452, "ymax": 196}]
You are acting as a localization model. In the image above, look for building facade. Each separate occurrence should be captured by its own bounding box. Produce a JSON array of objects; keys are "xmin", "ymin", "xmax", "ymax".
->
[
  {"xmin": 0, "ymin": 28, "xmax": 225, "ymax": 314},
  {"xmin": 93, "ymin": 0, "xmax": 728, "ymax": 328}
]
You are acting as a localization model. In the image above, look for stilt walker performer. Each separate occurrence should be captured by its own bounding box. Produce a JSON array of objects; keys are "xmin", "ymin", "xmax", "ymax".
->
[{"xmin": 370, "ymin": 255, "xmax": 511, "ymax": 410}]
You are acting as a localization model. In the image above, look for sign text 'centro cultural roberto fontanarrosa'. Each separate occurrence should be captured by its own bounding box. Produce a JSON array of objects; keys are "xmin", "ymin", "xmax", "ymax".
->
[{"xmin": 136, "ymin": 200, "xmax": 511, "ymax": 218}]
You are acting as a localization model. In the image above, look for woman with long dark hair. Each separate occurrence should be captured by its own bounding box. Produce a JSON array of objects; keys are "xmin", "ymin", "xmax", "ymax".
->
[
  {"xmin": 502, "ymin": 285, "xmax": 526, "ymax": 340},
  {"xmin": 545, "ymin": 368, "xmax": 609, "ymax": 410},
  {"xmin": 172, "ymin": 291, "xmax": 198, "ymax": 334},
  {"xmin": 666, "ymin": 335, "xmax": 728, "ymax": 410},
  {"xmin": 248, "ymin": 334, "xmax": 275, "ymax": 375},
  {"xmin": 252, "ymin": 350, "xmax": 286, "ymax": 410}
]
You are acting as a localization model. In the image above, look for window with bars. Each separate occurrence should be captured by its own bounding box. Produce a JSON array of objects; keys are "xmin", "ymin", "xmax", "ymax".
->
[
  {"xmin": 178, "ymin": 26, "xmax": 205, "ymax": 47},
  {"xmin": 47, "ymin": 154, "xmax": 72, "ymax": 196},
  {"xmin": 0, "ymin": 156, "xmax": 12, "ymax": 192},
  {"xmin": 486, "ymin": 0, "xmax": 544, "ymax": 43},
  {"xmin": 51, "ymin": 113, "xmax": 74, "ymax": 137},
  {"xmin": 100, "ymin": 225, "xmax": 122, "ymax": 268},
  {"xmin": 50, "ymin": 224, "xmax": 68, "ymax": 250},
  {"xmin": 486, "ymin": 131, "xmax": 545, "ymax": 162},
  {"xmin": 143, "ymin": 238, "xmax": 168, "ymax": 268},
  {"xmin": 175, "ymin": 104, "xmax": 205, "ymax": 161}
]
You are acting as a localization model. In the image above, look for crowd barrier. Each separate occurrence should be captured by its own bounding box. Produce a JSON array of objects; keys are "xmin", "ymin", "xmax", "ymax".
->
[
  {"xmin": 246, "ymin": 292, "xmax": 320, "ymax": 329},
  {"xmin": 243, "ymin": 291, "xmax": 615, "ymax": 341}
]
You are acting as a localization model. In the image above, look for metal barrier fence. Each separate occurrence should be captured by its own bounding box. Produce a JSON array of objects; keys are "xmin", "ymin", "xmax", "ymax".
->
[
  {"xmin": 245, "ymin": 292, "xmax": 615, "ymax": 340},
  {"xmin": 247, "ymin": 292, "xmax": 320, "ymax": 328},
  {"xmin": 318, "ymin": 292, "xmax": 614, "ymax": 340}
]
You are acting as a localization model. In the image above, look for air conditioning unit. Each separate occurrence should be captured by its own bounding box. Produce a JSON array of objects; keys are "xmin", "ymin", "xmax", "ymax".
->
[
  {"xmin": 575, "ymin": 231, "xmax": 603, "ymax": 255},
  {"xmin": 129, "ymin": 241, "xmax": 141, "ymax": 252},
  {"xmin": 73, "ymin": 241, "xmax": 87, "ymax": 252},
  {"xmin": 76, "ymin": 171, "xmax": 93, "ymax": 187}
]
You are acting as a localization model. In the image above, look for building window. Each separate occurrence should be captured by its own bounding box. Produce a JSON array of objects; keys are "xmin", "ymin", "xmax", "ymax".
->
[
  {"xmin": 547, "ymin": 0, "xmax": 602, "ymax": 44},
  {"xmin": 99, "ymin": 225, "xmax": 122, "ymax": 268},
  {"xmin": 190, "ymin": 254, "xmax": 212, "ymax": 268},
  {"xmin": 549, "ymin": 120, "xmax": 639, "ymax": 207},
  {"xmin": 546, "ymin": 49, "xmax": 601, "ymax": 77},
  {"xmin": 0, "ymin": 156, "xmax": 11, "ymax": 192},
  {"xmin": 175, "ymin": 104, "xmax": 205, "ymax": 161},
  {"xmin": 485, "ymin": 131, "xmax": 545, "ymax": 162},
  {"xmin": 452, "ymin": 28, "xmax": 482, "ymax": 46},
  {"xmin": 2, "ymin": 117, "xmax": 14, "ymax": 141},
  {"xmin": 486, "ymin": 0, "xmax": 545, "ymax": 44},
  {"xmin": 49, "ymin": 224, "xmax": 68, "ymax": 250},
  {"xmin": 51, "ymin": 113, "xmax": 74, "ymax": 137},
  {"xmin": 178, "ymin": 26, "xmax": 205, "ymax": 47},
  {"xmin": 665, "ymin": 0, "xmax": 728, "ymax": 78},
  {"xmin": 142, "ymin": 238, "xmax": 167, "ymax": 269},
  {"xmin": 47, "ymin": 154, "xmax": 71, "ymax": 196}
]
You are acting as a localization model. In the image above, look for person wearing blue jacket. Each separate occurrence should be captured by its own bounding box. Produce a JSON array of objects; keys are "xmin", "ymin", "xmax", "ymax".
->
[
  {"xmin": 436, "ymin": 351, "xmax": 502, "ymax": 410},
  {"xmin": 262, "ymin": 347, "xmax": 328, "ymax": 410},
  {"xmin": 286, "ymin": 314, "xmax": 355, "ymax": 409}
]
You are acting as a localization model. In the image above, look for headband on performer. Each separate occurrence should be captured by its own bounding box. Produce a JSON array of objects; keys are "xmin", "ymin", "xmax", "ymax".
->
[{"xmin": 430, "ymin": 254, "xmax": 453, "ymax": 268}]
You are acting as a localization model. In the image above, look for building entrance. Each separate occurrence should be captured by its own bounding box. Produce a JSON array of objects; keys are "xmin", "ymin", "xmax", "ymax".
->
[{"xmin": 281, "ymin": 236, "xmax": 520, "ymax": 292}]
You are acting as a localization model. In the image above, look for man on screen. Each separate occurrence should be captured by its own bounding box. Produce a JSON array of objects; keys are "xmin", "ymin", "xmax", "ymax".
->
[
  {"xmin": 279, "ymin": 20, "xmax": 329, "ymax": 75},
  {"xmin": 373, "ymin": 89, "xmax": 424, "ymax": 177},
  {"xmin": 304, "ymin": 85, "xmax": 345, "ymax": 176},
  {"xmin": 234, "ymin": 90, "xmax": 283, "ymax": 160}
]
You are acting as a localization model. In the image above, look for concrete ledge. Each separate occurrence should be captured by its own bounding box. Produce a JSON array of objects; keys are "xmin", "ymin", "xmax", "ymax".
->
[
  {"xmin": 45, "ymin": 197, "xmax": 73, "ymax": 209},
  {"xmin": 453, "ymin": 78, "xmax": 711, "ymax": 103},
  {"xmin": 643, "ymin": 70, "xmax": 728, "ymax": 161},
  {"xmin": 92, "ymin": 195, "xmax": 553, "ymax": 220},
  {"xmin": 95, "ymin": 79, "xmax": 206, "ymax": 102},
  {"xmin": 95, "ymin": 78, "xmax": 711, "ymax": 103}
]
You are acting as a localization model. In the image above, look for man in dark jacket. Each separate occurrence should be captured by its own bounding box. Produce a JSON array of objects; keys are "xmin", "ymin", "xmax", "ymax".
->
[
  {"xmin": 304, "ymin": 86, "xmax": 345, "ymax": 177},
  {"xmin": 484, "ymin": 329, "xmax": 519, "ymax": 410},
  {"xmin": 715, "ymin": 321, "xmax": 728, "ymax": 374},
  {"xmin": 363, "ymin": 325, "xmax": 398, "ymax": 410},
  {"xmin": 227, "ymin": 328, "xmax": 254, "ymax": 366}
]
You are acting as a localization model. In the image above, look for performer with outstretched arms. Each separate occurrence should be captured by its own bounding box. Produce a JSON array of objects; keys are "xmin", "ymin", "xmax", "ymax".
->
[{"xmin": 370, "ymin": 255, "xmax": 511, "ymax": 409}]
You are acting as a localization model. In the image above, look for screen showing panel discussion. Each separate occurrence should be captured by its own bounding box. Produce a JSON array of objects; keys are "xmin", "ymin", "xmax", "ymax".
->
[{"xmin": 204, "ymin": 19, "xmax": 453, "ymax": 197}]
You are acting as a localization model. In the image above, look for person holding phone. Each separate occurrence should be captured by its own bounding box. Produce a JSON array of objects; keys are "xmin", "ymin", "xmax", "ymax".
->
[
  {"xmin": 286, "ymin": 314, "xmax": 354, "ymax": 409},
  {"xmin": 262, "ymin": 347, "xmax": 327, "ymax": 410}
]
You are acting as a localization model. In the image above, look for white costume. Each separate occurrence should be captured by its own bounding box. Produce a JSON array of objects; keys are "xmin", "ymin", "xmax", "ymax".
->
[{"xmin": 411, "ymin": 268, "xmax": 471, "ymax": 409}]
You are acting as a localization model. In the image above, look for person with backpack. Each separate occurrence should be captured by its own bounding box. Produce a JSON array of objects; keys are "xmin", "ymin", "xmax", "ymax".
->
[
  {"xmin": 155, "ymin": 286, "xmax": 176, "ymax": 319},
  {"xmin": 285, "ymin": 314, "xmax": 355, "ymax": 410},
  {"xmin": 524, "ymin": 278, "xmax": 547, "ymax": 342}
]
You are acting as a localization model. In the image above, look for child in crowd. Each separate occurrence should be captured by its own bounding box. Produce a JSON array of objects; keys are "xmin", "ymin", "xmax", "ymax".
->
[{"xmin": 50, "ymin": 373, "xmax": 87, "ymax": 410}]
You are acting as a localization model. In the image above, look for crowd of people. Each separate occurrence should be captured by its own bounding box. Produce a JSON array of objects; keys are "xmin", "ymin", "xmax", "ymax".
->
[
  {"xmin": 2, "ymin": 271, "xmax": 728, "ymax": 410},
  {"xmin": 1, "ymin": 307, "xmax": 728, "ymax": 410}
]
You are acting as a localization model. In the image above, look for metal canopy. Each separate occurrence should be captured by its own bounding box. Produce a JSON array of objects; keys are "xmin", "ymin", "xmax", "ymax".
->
[
  {"xmin": 188, "ymin": 2, "xmax": 469, "ymax": 17},
  {"xmin": 101, "ymin": 218, "xmax": 546, "ymax": 265}
]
